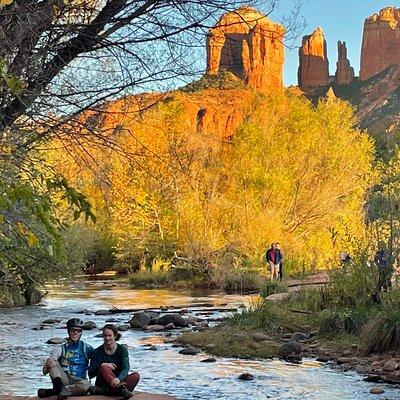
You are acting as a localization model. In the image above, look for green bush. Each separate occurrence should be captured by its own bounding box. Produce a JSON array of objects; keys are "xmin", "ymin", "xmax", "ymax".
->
[
  {"xmin": 180, "ymin": 70, "xmax": 244, "ymax": 92},
  {"xmin": 361, "ymin": 290, "xmax": 400, "ymax": 352},
  {"xmin": 128, "ymin": 269, "xmax": 171, "ymax": 287},
  {"xmin": 260, "ymin": 281, "xmax": 288, "ymax": 298},
  {"xmin": 229, "ymin": 299, "xmax": 307, "ymax": 334},
  {"xmin": 318, "ymin": 307, "xmax": 371, "ymax": 337}
]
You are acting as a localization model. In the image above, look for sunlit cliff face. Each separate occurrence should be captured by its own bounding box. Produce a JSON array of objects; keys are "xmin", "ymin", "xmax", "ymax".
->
[{"xmin": 206, "ymin": 6, "xmax": 285, "ymax": 93}]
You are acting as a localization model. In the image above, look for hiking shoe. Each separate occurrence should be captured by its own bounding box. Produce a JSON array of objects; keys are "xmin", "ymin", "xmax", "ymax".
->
[
  {"xmin": 120, "ymin": 386, "xmax": 134, "ymax": 400},
  {"xmin": 37, "ymin": 389, "xmax": 55, "ymax": 398},
  {"xmin": 89, "ymin": 386, "xmax": 107, "ymax": 396},
  {"xmin": 57, "ymin": 387, "xmax": 70, "ymax": 400}
]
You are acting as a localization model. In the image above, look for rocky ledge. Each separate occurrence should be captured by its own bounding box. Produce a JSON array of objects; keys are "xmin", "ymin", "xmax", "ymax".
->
[{"xmin": 0, "ymin": 394, "xmax": 175, "ymax": 400}]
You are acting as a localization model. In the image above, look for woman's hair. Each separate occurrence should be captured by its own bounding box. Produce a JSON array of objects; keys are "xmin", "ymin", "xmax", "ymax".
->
[{"xmin": 102, "ymin": 324, "xmax": 122, "ymax": 341}]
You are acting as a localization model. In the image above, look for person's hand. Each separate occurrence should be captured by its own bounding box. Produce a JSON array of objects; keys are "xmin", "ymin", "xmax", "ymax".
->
[
  {"xmin": 101, "ymin": 362, "xmax": 116, "ymax": 370},
  {"xmin": 45, "ymin": 358, "xmax": 57, "ymax": 369},
  {"xmin": 110, "ymin": 378, "xmax": 120, "ymax": 388}
]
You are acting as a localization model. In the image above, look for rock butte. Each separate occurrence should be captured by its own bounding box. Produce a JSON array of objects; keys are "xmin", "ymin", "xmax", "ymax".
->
[
  {"xmin": 360, "ymin": 6, "xmax": 400, "ymax": 81},
  {"xmin": 206, "ymin": 6, "xmax": 285, "ymax": 92},
  {"xmin": 298, "ymin": 27, "xmax": 329, "ymax": 91},
  {"xmin": 335, "ymin": 41, "xmax": 354, "ymax": 85}
]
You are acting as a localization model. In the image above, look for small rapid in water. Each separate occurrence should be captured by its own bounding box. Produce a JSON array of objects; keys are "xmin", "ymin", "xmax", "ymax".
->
[{"xmin": 0, "ymin": 279, "xmax": 398, "ymax": 399}]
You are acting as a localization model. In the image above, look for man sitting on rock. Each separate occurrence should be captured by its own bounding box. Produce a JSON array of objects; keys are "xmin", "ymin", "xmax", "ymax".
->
[{"xmin": 38, "ymin": 318, "xmax": 93, "ymax": 399}]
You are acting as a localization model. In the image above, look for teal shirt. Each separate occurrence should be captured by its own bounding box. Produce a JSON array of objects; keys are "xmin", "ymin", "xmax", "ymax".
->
[{"xmin": 88, "ymin": 343, "xmax": 130, "ymax": 381}]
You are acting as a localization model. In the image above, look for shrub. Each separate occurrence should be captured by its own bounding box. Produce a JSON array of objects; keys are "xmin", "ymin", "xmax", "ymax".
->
[
  {"xmin": 229, "ymin": 299, "xmax": 307, "ymax": 334},
  {"xmin": 361, "ymin": 290, "xmax": 400, "ymax": 352},
  {"xmin": 260, "ymin": 281, "xmax": 288, "ymax": 298},
  {"xmin": 180, "ymin": 70, "xmax": 244, "ymax": 92},
  {"xmin": 128, "ymin": 269, "xmax": 171, "ymax": 287},
  {"xmin": 318, "ymin": 307, "xmax": 371, "ymax": 337}
]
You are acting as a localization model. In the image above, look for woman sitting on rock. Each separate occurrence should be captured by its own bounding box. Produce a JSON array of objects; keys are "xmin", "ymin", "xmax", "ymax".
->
[{"xmin": 88, "ymin": 324, "xmax": 140, "ymax": 400}]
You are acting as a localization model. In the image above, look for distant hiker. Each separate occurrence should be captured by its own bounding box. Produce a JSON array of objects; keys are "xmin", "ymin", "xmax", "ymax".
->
[
  {"xmin": 38, "ymin": 318, "xmax": 93, "ymax": 399},
  {"xmin": 266, "ymin": 243, "xmax": 280, "ymax": 281},
  {"xmin": 276, "ymin": 242, "xmax": 284, "ymax": 281},
  {"xmin": 88, "ymin": 324, "xmax": 140, "ymax": 400},
  {"xmin": 340, "ymin": 251, "xmax": 351, "ymax": 267},
  {"xmin": 374, "ymin": 249, "xmax": 391, "ymax": 291}
]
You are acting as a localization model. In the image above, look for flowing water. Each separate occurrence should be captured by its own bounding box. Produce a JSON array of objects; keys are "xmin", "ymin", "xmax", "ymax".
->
[{"xmin": 0, "ymin": 279, "xmax": 398, "ymax": 399}]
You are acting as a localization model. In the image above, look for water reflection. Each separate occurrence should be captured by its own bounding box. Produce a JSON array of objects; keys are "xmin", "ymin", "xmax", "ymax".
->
[{"xmin": 0, "ymin": 283, "xmax": 398, "ymax": 399}]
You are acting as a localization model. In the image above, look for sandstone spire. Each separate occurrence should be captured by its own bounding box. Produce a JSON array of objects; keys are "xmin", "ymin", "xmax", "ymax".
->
[
  {"xmin": 206, "ymin": 6, "xmax": 285, "ymax": 92},
  {"xmin": 335, "ymin": 41, "xmax": 354, "ymax": 85},
  {"xmin": 298, "ymin": 27, "xmax": 329, "ymax": 91},
  {"xmin": 360, "ymin": 7, "xmax": 400, "ymax": 81}
]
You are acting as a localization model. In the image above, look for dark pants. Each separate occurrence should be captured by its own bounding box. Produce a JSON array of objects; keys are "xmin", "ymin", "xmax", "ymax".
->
[
  {"xmin": 279, "ymin": 262, "xmax": 283, "ymax": 281},
  {"xmin": 95, "ymin": 364, "xmax": 140, "ymax": 392}
]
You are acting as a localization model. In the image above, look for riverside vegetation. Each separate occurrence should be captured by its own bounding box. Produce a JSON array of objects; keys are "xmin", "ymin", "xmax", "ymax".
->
[
  {"xmin": 180, "ymin": 258, "xmax": 400, "ymax": 383},
  {"xmin": 49, "ymin": 90, "xmax": 374, "ymax": 288}
]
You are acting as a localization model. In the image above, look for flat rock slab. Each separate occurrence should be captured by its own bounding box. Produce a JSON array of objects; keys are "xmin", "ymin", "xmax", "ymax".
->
[{"xmin": 0, "ymin": 393, "xmax": 175, "ymax": 400}]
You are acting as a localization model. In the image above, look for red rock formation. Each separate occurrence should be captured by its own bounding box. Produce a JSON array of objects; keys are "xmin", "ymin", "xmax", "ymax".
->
[
  {"xmin": 298, "ymin": 27, "xmax": 329, "ymax": 91},
  {"xmin": 335, "ymin": 41, "xmax": 354, "ymax": 85},
  {"xmin": 360, "ymin": 7, "xmax": 400, "ymax": 81},
  {"xmin": 206, "ymin": 6, "xmax": 285, "ymax": 92}
]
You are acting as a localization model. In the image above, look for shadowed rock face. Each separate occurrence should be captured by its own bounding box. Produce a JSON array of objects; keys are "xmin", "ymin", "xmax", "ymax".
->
[
  {"xmin": 206, "ymin": 6, "xmax": 285, "ymax": 92},
  {"xmin": 335, "ymin": 41, "xmax": 354, "ymax": 85},
  {"xmin": 298, "ymin": 27, "xmax": 329, "ymax": 91},
  {"xmin": 360, "ymin": 7, "xmax": 400, "ymax": 81}
]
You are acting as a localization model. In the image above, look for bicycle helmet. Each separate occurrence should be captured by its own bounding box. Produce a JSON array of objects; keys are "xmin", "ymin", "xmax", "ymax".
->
[{"xmin": 66, "ymin": 318, "xmax": 84, "ymax": 331}]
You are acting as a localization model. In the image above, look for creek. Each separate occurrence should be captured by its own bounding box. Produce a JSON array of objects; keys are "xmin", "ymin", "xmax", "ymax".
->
[{"xmin": 0, "ymin": 279, "xmax": 398, "ymax": 399}]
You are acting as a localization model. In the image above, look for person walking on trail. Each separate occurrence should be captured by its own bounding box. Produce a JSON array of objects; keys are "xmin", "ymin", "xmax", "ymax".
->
[
  {"xmin": 38, "ymin": 318, "xmax": 93, "ymax": 399},
  {"xmin": 276, "ymin": 242, "xmax": 284, "ymax": 281},
  {"xmin": 266, "ymin": 243, "xmax": 280, "ymax": 281},
  {"xmin": 374, "ymin": 249, "xmax": 391, "ymax": 292},
  {"xmin": 88, "ymin": 324, "xmax": 140, "ymax": 400}
]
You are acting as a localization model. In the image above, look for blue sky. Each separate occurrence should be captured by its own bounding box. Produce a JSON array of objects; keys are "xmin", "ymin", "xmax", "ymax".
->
[{"xmin": 267, "ymin": 1, "xmax": 397, "ymax": 85}]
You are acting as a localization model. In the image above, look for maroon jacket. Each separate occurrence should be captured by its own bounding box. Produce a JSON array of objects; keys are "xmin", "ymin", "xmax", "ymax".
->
[{"xmin": 266, "ymin": 248, "xmax": 276, "ymax": 263}]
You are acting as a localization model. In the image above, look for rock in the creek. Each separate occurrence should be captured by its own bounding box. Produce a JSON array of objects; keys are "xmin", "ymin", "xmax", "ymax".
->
[
  {"xmin": 238, "ymin": 373, "xmax": 254, "ymax": 381},
  {"xmin": 105, "ymin": 318, "xmax": 119, "ymax": 323},
  {"xmin": 146, "ymin": 325, "xmax": 165, "ymax": 332},
  {"xmin": 382, "ymin": 359, "xmax": 398, "ymax": 371},
  {"xmin": 150, "ymin": 317, "xmax": 161, "ymax": 325},
  {"xmin": 82, "ymin": 321, "xmax": 97, "ymax": 330},
  {"xmin": 355, "ymin": 365, "xmax": 367, "ymax": 374},
  {"xmin": 94, "ymin": 309, "xmax": 112, "ymax": 316},
  {"xmin": 32, "ymin": 325, "xmax": 47, "ymax": 331},
  {"xmin": 180, "ymin": 308, "xmax": 189, "ymax": 314},
  {"xmin": 316, "ymin": 356, "xmax": 330, "ymax": 363},
  {"xmin": 117, "ymin": 324, "xmax": 130, "ymax": 332},
  {"xmin": 164, "ymin": 323, "xmax": 175, "ymax": 330},
  {"xmin": 284, "ymin": 354, "xmax": 302, "ymax": 364},
  {"xmin": 290, "ymin": 332, "xmax": 308, "ymax": 342},
  {"xmin": 370, "ymin": 387, "xmax": 385, "ymax": 394},
  {"xmin": 252, "ymin": 333, "xmax": 270, "ymax": 341},
  {"xmin": 42, "ymin": 318, "xmax": 62, "ymax": 324},
  {"xmin": 159, "ymin": 313, "xmax": 188, "ymax": 328},
  {"xmin": 130, "ymin": 312, "xmax": 151, "ymax": 329},
  {"xmin": 95, "ymin": 333, "xmax": 103, "ymax": 338},
  {"xmin": 77, "ymin": 309, "xmax": 91, "ymax": 314},
  {"xmin": 185, "ymin": 316, "xmax": 197, "ymax": 325},
  {"xmin": 146, "ymin": 346, "xmax": 158, "ymax": 351},
  {"xmin": 278, "ymin": 341, "xmax": 302, "ymax": 358},
  {"xmin": 337, "ymin": 357, "xmax": 351, "ymax": 365},
  {"xmin": 201, "ymin": 357, "xmax": 216, "ymax": 363},
  {"xmin": 179, "ymin": 346, "xmax": 200, "ymax": 355},
  {"xmin": 147, "ymin": 311, "xmax": 160, "ymax": 319},
  {"xmin": 46, "ymin": 337, "xmax": 66, "ymax": 345}
]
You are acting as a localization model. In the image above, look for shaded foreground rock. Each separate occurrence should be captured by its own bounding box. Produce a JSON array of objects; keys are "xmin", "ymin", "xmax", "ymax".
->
[{"xmin": 0, "ymin": 394, "xmax": 175, "ymax": 400}]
